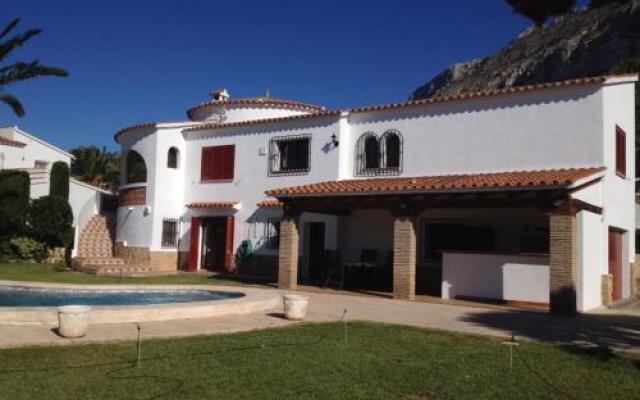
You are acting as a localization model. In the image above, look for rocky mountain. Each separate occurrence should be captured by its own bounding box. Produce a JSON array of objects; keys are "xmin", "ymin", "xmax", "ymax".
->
[{"xmin": 411, "ymin": 0, "xmax": 640, "ymax": 99}]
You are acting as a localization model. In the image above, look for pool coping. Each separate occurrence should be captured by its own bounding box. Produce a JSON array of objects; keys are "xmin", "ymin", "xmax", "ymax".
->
[{"xmin": 0, "ymin": 281, "xmax": 281, "ymax": 326}]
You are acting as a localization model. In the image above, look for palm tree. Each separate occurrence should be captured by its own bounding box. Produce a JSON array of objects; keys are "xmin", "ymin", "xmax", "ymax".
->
[
  {"xmin": 0, "ymin": 18, "xmax": 68, "ymax": 116},
  {"xmin": 70, "ymin": 146, "xmax": 120, "ymax": 189}
]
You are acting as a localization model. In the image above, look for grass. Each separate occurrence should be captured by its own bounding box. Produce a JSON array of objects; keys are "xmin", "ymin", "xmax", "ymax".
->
[
  {"xmin": 0, "ymin": 322, "xmax": 638, "ymax": 400},
  {"xmin": 0, "ymin": 263, "xmax": 248, "ymax": 286}
]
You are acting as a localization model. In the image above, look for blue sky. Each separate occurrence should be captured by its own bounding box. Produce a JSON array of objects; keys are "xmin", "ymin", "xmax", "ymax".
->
[{"xmin": 0, "ymin": 1, "xmax": 586, "ymax": 151}]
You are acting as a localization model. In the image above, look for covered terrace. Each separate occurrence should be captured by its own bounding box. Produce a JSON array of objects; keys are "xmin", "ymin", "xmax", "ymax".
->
[{"xmin": 266, "ymin": 167, "xmax": 605, "ymax": 315}]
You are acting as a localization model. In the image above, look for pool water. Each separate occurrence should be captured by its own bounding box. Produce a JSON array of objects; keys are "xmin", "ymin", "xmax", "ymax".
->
[{"xmin": 0, "ymin": 285, "xmax": 244, "ymax": 307}]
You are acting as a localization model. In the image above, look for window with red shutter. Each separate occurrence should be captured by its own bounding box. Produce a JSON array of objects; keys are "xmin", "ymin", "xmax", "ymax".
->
[
  {"xmin": 615, "ymin": 126, "xmax": 626, "ymax": 177},
  {"xmin": 201, "ymin": 145, "xmax": 235, "ymax": 181}
]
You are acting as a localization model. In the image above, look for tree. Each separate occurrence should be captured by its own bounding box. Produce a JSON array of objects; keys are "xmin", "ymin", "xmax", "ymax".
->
[
  {"xmin": 49, "ymin": 161, "xmax": 69, "ymax": 200},
  {"xmin": 0, "ymin": 170, "xmax": 30, "ymax": 237},
  {"xmin": 70, "ymin": 146, "xmax": 119, "ymax": 189},
  {"xmin": 0, "ymin": 18, "xmax": 68, "ymax": 117},
  {"xmin": 27, "ymin": 195, "xmax": 73, "ymax": 248},
  {"xmin": 505, "ymin": 0, "xmax": 575, "ymax": 26}
]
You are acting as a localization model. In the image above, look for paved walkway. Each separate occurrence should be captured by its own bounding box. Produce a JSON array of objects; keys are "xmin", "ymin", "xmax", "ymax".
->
[{"xmin": 1, "ymin": 287, "xmax": 639, "ymax": 352}]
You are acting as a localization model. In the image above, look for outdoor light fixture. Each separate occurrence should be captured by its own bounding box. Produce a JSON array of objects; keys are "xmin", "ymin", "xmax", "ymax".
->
[{"xmin": 331, "ymin": 133, "xmax": 339, "ymax": 147}]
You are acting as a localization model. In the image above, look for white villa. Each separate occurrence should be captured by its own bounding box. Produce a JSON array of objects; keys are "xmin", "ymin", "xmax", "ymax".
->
[
  {"xmin": 0, "ymin": 125, "xmax": 113, "ymax": 256},
  {"xmin": 108, "ymin": 74, "xmax": 638, "ymax": 314}
]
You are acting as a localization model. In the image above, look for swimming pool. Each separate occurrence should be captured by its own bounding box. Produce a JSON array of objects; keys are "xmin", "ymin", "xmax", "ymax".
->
[{"xmin": 0, "ymin": 285, "xmax": 245, "ymax": 307}]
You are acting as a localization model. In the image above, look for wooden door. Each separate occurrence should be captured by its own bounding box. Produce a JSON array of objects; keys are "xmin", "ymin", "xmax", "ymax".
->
[
  {"xmin": 188, "ymin": 217, "xmax": 201, "ymax": 272},
  {"xmin": 608, "ymin": 229, "xmax": 623, "ymax": 301}
]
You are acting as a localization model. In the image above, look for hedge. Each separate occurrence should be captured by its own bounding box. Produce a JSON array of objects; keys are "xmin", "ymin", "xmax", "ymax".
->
[
  {"xmin": 0, "ymin": 170, "xmax": 30, "ymax": 236},
  {"xmin": 49, "ymin": 161, "xmax": 70, "ymax": 200},
  {"xmin": 27, "ymin": 195, "xmax": 73, "ymax": 248}
]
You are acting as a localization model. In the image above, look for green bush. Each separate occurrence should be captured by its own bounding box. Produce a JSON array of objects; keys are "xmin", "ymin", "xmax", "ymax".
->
[
  {"xmin": 49, "ymin": 161, "xmax": 69, "ymax": 200},
  {"xmin": 27, "ymin": 195, "xmax": 73, "ymax": 248},
  {"xmin": 9, "ymin": 236, "xmax": 48, "ymax": 262},
  {"xmin": 0, "ymin": 170, "xmax": 30, "ymax": 237}
]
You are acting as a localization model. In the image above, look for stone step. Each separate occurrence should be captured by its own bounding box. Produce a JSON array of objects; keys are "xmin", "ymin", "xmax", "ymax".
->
[{"xmin": 81, "ymin": 257, "xmax": 125, "ymax": 266}]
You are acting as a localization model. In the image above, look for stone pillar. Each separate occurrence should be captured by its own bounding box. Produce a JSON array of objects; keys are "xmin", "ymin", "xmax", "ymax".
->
[
  {"xmin": 393, "ymin": 216, "xmax": 417, "ymax": 300},
  {"xmin": 601, "ymin": 274, "xmax": 613, "ymax": 307},
  {"xmin": 278, "ymin": 215, "xmax": 299, "ymax": 290},
  {"xmin": 549, "ymin": 213, "xmax": 578, "ymax": 315}
]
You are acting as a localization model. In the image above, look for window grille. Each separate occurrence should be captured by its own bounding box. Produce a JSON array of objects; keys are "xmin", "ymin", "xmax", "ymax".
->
[
  {"xmin": 161, "ymin": 218, "xmax": 179, "ymax": 248},
  {"xmin": 269, "ymin": 135, "xmax": 311, "ymax": 175},
  {"xmin": 355, "ymin": 130, "xmax": 402, "ymax": 176}
]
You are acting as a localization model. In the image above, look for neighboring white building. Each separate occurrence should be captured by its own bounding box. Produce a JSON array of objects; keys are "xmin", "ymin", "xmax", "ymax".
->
[
  {"xmin": 0, "ymin": 125, "xmax": 113, "ymax": 255},
  {"xmin": 112, "ymin": 74, "xmax": 638, "ymax": 314}
]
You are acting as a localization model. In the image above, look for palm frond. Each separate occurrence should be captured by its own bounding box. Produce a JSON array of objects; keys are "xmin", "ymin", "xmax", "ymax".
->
[
  {"xmin": 0, "ymin": 28, "xmax": 41, "ymax": 62},
  {"xmin": 0, "ymin": 92, "xmax": 24, "ymax": 116},
  {"xmin": 0, "ymin": 61, "xmax": 68, "ymax": 86},
  {"xmin": 0, "ymin": 18, "xmax": 20, "ymax": 40}
]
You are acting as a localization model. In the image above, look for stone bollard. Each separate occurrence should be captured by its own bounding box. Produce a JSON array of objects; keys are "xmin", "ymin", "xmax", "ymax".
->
[
  {"xmin": 283, "ymin": 295, "xmax": 308, "ymax": 320},
  {"xmin": 58, "ymin": 305, "xmax": 91, "ymax": 337}
]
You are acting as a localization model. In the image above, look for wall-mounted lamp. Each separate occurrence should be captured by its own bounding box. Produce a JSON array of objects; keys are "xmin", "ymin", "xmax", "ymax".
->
[{"xmin": 330, "ymin": 133, "xmax": 339, "ymax": 147}]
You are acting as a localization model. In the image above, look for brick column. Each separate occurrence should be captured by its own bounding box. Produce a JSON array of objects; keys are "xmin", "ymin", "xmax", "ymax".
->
[
  {"xmin": 549, "ymin": 213, "xmax": 578, "ymax": 315},
  {"xmin": 393, "ymin": 216, "xmax": 417, "ymax": 300},
  {"xmin": 278, "ymin": 215, "xmax": 299, "ymax": 290}
]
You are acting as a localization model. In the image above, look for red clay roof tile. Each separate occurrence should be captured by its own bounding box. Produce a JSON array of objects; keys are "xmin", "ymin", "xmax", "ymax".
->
[
  {"xmin": 186, "ymin": 201, "xmax": 239, "ymax": 209},
  {"xmin": 265, "ymin": 167, "xmax": 605, "ymax": 197}
]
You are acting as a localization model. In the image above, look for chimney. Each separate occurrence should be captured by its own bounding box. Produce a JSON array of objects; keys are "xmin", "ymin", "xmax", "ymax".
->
[{"xmin": 210, "ymin": 88, "xmax": 230, "ymax": 101}]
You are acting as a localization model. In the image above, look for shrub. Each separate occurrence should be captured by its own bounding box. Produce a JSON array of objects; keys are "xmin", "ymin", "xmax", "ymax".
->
[
  {"xmin": 27, "ymin": 195, "xmax": 73, "ymax": 248},
  {"xmin": 0, "ymin": 170, "xmax": 30, "ymax": 237},
  {"xmin": 9, "ymin": 236, "xmax": 48, "ymax": 262},
  {"xmin": 49, "ymin": 161, "xmax": 69, "ymax": 200}
]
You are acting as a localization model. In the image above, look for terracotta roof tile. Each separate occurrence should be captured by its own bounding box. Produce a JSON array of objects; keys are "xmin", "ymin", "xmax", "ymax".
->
[
  {"xmin": 257, "ymin": 198, "xmax": 283, "ymax": 208},
  {"xmin": 0, "ymin": 137, "xmax": 26, "ymax": 148},
  {"xmin": 184, "ymin": 111, "xmax": 340, "ymax": 132},
  {"xmin": 114, "ymin": 120, "xmax": 202, "ymax": 142},
  {"xmin": 186, "ymin": 97, "xmax": 326, "ymax": 119},
  {"xmin": 350, "ymin": 76, "xmax": 610, "ymax": 114},
  {"xmin": 266, "ymin": 168, "xmax": 605, "ymax": 197},
  {"xmin": 186, "ymin": 201, "xmax": 239, "ymax": 209}
]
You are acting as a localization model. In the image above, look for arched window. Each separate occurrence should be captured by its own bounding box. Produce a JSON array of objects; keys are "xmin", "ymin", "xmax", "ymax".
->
[
  {"xmin": 167, "ymin": 147, "xmax": 179, "ymax": 169},
  {"xmin": 125, "ymin": 150, "xmax": 147, "ymax": 184},
  {"xmin": 381, "ymin": 130, "xmax": 402, "ymax": 170},
  {"xmin": 355, "ymin": 132, "xmax": 379, "ymax": 176},
  {"xmin": 364, "ymin": 136, "xmax": 379, "ymax": 170}
]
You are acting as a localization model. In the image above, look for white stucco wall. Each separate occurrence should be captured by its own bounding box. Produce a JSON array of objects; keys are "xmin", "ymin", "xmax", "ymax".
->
[
  {"xmin": 188, "ymin": 104, "xmax": 311, "ymax": 123},
  {"xmin": 345, "ymin": 84, "xmax": 604, "ymax": 178},
  {"xmin": 180, "ymin": 116, "xmax": 341, "ymax": 254},
  {"xmin": 442, "ymin": 252, "xmax": 549, "ymax": 303},
  {"xmin": 600, "ymin": 81, "xmax": 636, "ymax": 300},
  {"xmin": 577, "ymin": 210, "xmax": 604, "ymax": 311}
]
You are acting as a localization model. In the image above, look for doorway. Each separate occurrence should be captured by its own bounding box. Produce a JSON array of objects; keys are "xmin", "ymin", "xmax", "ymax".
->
[
  {"xmin": 305, "ymin": 222, "xmax": 325, "ymax": 282},
  {"xmin": 201, "ymin": 218, "xmax": 228, "ymax": 271},
  {"xmin": 608, "ymin": 228, "xmax": 624, "ymax": 302}
]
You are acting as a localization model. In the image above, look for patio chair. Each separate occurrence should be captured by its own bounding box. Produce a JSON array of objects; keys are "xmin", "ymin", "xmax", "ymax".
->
[{"xmin": 323, "ymin": 250, "xmax": 343, "ymax": 288}]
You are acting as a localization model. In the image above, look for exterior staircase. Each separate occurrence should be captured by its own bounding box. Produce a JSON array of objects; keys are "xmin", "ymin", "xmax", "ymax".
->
[{"xmin": 74, "ymin": 214, "xmax": 153, "ymax": 276}]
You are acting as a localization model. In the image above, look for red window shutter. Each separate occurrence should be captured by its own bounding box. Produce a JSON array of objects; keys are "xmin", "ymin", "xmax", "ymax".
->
[
  {"xmin": 201, "ymin": 145, "xmax": 235, "ymax": 181},
  {"xmin": 188, "ymin": 217, "xmax": 201, "ymax": 271},
  {"xmin": 223, "ymin": 145, "xmax": 235, "ymax": 180},
  {"xmin": 224, "ymin": 215, "xmax": 235, "ymax": 271},
  {"xmin": 616, "ymin": 126, "xmax": 626, "ymax": 177}
]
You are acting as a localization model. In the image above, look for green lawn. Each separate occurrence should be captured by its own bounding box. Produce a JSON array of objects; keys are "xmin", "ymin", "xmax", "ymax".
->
[
  {"xmin": 0, "ymin": 263, "xmax": 249, "ymax": 286},
  {"xmin": 0, "ymin": 322, "xmax": 638, "ymax": 399}
]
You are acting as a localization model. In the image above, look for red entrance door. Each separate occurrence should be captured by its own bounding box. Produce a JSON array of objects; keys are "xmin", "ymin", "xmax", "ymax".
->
[{"xmin": 608, "ymin": 229, "xmax": 624, "ymax": 302}]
